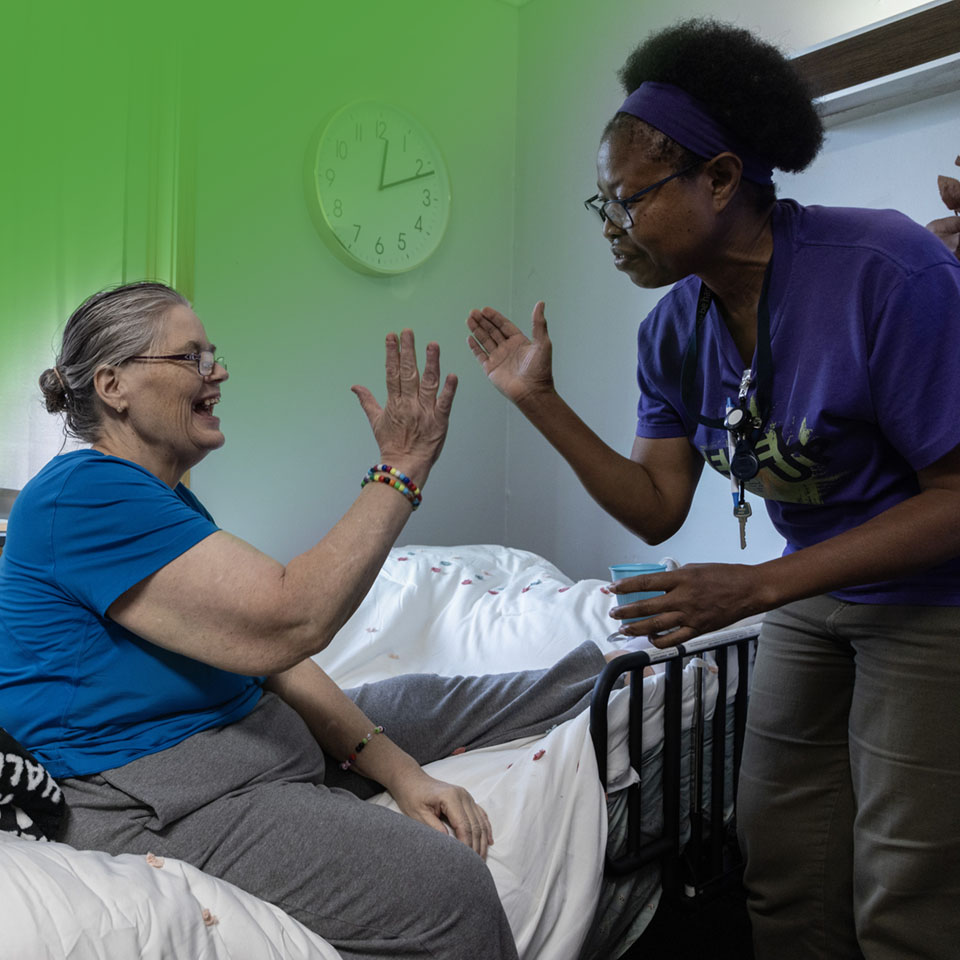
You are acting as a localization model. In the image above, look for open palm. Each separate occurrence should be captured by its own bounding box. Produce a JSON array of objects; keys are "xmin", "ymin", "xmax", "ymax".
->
[{"xmin": 466, "ymin": 302, "xmax": 554, "ymax": 405}]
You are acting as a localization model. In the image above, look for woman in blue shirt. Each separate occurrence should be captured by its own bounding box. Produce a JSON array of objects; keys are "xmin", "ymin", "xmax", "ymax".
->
[{"xmin": 1, "ymin": 281, "xmax": 613, "ymax": 960}]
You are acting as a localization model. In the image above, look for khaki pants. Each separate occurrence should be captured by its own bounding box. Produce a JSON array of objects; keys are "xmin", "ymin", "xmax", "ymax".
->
[{"xmin": 738, "ymin": 596, "xmax": 960, "ymax": 959}]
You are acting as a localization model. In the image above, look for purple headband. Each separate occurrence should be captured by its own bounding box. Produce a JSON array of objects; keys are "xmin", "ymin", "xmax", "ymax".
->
[{"xmin": 617, "ymin": 81, "xmax": 774, "ymax": 185}]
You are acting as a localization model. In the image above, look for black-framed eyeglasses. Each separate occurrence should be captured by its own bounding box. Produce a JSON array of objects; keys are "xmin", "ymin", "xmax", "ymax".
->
[
  {"xmin": 127, "ymin": 351, "xmax": 226, "ymax": 377},
  {"xmin": 584, "ymin": 160, "xmax": 704, "ymax": 229}
]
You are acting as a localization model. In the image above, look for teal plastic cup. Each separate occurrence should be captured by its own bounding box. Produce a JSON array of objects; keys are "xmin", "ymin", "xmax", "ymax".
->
[{"xmin": 609, "ymin": 562, "xmax": 667, "ymax": 623}]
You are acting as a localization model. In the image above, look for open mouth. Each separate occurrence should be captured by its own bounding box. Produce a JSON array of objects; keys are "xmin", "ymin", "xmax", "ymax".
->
[{"xmin": 193, "ymin": 397, "xmax": 220, "ymax": 417}]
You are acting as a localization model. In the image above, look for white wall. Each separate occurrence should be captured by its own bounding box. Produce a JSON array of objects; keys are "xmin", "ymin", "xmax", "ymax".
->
[{"xmin": 505, "ymin": 0, "xmax": 955, "ymax": 580}]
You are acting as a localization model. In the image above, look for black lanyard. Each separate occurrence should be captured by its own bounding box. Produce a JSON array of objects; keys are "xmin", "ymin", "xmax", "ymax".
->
[{"xmin": 679, "ymin": 259, "xmax": 774, "ymax": 438}]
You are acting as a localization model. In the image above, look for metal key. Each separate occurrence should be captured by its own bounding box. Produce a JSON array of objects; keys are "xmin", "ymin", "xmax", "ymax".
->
[{"xmin": 734, "ymin": 498, "xmax": 752, "ymax": 550}]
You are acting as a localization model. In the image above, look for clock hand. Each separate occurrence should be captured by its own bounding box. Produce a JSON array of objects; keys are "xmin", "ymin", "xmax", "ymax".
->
[
  {"xmin": 380, "ymin": 169, "xmax": 436, "ymax": 190},
  {"xmin": 378, "ymin": 138, "xmax": 389, "ymax": 190}
]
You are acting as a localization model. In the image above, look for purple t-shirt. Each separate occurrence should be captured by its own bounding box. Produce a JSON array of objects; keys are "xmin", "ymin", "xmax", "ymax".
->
[{"xmin": 635, "ymin": 199, "xmax": 960, "ymax": 605}]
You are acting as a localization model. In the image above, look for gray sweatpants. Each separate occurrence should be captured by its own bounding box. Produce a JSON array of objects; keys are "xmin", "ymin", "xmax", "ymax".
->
[
  {"xmin": 738, "ymin": 596, "xmax": 960, "ymax": 960},
  {"xmin": 59, "ymin": 641, "xmax": 607, "ymax": 960}
]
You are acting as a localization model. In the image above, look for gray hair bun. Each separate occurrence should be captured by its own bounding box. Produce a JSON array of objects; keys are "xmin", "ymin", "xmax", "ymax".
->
[{"xmin": 39, "ymin": 367, "xmax": 70, "ymax": 414}]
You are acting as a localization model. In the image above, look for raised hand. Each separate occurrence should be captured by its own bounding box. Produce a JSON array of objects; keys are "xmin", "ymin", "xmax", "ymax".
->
[
  {"xmin": 466, "ymin": 302, "xmax": 555, "ymax": 406},
  {"xmin": 352, "ymin": 329, "xmax": 458, "ymax": 487}
]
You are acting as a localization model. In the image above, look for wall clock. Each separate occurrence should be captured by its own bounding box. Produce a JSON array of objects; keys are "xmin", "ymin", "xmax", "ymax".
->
[{"xmin": 305, "ymin": 101, "xmax": 451, "ymax": 275}]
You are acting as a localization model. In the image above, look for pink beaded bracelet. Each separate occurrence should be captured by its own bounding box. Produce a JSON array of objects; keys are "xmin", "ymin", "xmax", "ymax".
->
[{"xmin": 340, "ymin": 725, "xmax": 385, "ymax": 771}]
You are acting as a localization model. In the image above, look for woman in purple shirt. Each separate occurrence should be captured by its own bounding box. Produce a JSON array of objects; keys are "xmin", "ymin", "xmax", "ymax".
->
[{"xmin": 469, "ymin": 18, "xmax": 960, "ymax": 960}]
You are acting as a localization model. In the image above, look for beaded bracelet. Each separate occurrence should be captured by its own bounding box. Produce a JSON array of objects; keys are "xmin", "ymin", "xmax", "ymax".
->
[
  {"xmin": 339, "ymin": 725, "xmax": 385, "ymax": 771},
  {"xmin": 372, "ymin": 464, "xmax": 422, "ymax": 500},
  {"xmin": 361, "ymin": 464, "xmax": 422, "ymax": 510},
  {"xmin": 361, "ymin": 472, "xmax": 422, "ymax": 509}
]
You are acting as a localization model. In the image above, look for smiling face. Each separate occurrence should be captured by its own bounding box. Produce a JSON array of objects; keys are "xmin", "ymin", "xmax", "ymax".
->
[
  {"xmin": 95, "ymin": 304, "xmax": 228, "ymax": 486},
  {"xmin": 595, "ymin": 131, "xmax": 715, "ymax": 289}
]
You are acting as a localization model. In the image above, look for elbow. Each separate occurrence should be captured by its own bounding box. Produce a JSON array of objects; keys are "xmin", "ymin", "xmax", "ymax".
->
[
  {"xmin": 238, "ymin": 618, "xmax": 336, "ymax": 676},
  {"xmin": 247, "ymin": 570, "xmax": 340, "ymax": 673},
  {"xmin": 633, "ymin": 530, "xmax": 672, "ymax": 548},
  {"xmin": 637, "ymin": 531, "xmax": 669, "ymax": 547},
  {"xmin": 623, "ymin": 516, "xmax": 682, "ymax": 547},
  {"xmin": 277, "ymin": 619, "xmax": 336, "ymax": 671}
]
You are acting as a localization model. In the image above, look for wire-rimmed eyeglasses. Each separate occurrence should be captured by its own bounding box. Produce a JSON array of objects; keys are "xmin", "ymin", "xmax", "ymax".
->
[
  {"xmin": 127, "ymin": 351, "xmax": 227, "ymax": 377},
  {"xmin": 584, "ymin": 160, "xmax": 704, "ymax": 229}
]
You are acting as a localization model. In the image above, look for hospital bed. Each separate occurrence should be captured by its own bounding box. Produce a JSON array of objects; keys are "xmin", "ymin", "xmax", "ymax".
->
[{"xmin": 0, "ymin": 543, "xmax": 758, "ymax": 960}]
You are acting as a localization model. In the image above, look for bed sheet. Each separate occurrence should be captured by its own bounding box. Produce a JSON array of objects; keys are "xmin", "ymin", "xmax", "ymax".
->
[{"xmin": 316, "ymin": 544, "xmax": 738, "ymax": 776}]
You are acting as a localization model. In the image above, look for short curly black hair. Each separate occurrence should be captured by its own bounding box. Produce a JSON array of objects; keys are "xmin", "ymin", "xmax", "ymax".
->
[{"xmin": 614, "ymin": 18, "xmax": 823, "ymax": 175}]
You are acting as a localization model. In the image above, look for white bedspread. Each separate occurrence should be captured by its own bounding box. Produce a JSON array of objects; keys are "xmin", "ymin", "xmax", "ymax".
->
[
  {"xmin": 0, "ymin": 832, "xmax": 341, "ymax": 960},
  {"xmin": 315, "ymin": 544, "xmax": 740, "ymax": 958},
  {"xmin": 315, "ymin": 544, "xmax": 618, "ymax": 960}
]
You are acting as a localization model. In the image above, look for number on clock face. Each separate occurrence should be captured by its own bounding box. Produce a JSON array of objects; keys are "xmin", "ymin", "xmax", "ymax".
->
[{"xmin": 306, "ymin": 102, "xmax": 451, "ymax": 275}]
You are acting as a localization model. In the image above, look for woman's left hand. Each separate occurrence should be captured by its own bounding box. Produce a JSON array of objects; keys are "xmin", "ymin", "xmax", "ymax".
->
[
  {"xmin": 389, "ymin": 767, "xmax": 494, "ymax": 859},
  {"xmin": 609, "ymin": 562, "xmax": 772, "ymax": 647}
]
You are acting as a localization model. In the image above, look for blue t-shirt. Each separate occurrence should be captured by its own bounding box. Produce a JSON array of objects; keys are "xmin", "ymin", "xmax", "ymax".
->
[
  {"xmin": 636, "ymin": 199, "xmax": 960, "ymax": 605},
  {"xmin": 0, "ymin": 450, "xmax": 263, "ymax": 777}
]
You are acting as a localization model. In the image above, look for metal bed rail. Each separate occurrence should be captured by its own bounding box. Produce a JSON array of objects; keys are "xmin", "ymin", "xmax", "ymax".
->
[{"xmin": 589, "ymin": 622, "xmax": 761, "ymax": 903}]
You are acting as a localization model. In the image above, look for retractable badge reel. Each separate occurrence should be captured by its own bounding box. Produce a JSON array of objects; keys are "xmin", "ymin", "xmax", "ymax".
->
[
  {"xmin": 724, "ymin": 406, "xmax": 760, "ymax": 481},
  {"xmin": 724, "ymin": 382, "xmax": 758, "ymax": 550}
]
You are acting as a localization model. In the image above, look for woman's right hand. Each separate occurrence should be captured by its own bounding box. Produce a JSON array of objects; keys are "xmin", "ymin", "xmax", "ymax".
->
[
  {"xmin": 467, "ymin": 301, "xmax": 555, "ymax": 407},
  {"xmin": 352, "ymin": 329, "xmax": 458, "ymax": 487},
  {"xmin": 926, "ymin": 214, "xmax": 960, "ymax": 260}
]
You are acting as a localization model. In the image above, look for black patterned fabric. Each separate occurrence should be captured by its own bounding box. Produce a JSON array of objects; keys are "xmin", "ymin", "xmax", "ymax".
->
[{"xmin": 0, "ymin": 728, "xmax": 64, "ymax": 841}]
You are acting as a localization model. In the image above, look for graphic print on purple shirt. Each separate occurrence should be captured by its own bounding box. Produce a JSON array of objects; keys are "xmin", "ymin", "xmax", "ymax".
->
[{"xmin": 634, "ymin": 200, "xmax": 960, "ymax": 605}]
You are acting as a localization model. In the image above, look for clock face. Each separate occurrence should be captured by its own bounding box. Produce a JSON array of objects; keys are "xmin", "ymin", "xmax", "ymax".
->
[{"xmin": 305, "ymin": 101, "xmax": 451, "ymax": 275}]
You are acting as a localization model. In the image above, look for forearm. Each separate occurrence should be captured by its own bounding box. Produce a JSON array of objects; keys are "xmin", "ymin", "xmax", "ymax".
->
[
  {"xmin": 263, "ymin": 658, "xmax": 420, "ymax": 790},
  {"xmin": 754, "ymin": 487, "xmax": 960, "ymax": 610},
  {"xmin": 516, "ymin": 388, "xmax": 683, "ymax": 543},
  {"xmin": 267, "ymin": 657, "xmax": 494, "ymax": 856},
  {"xmin": 275, "ymin": 472, "xmax": 428, "ymax": 665}
]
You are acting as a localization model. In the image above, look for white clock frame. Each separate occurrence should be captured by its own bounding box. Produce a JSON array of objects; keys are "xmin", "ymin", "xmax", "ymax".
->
[{"xmin": 304, "ymin": 101, "xmax": 452, "ymax": 275}]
